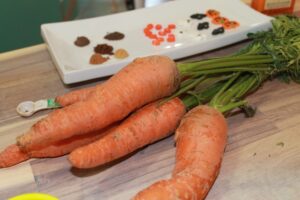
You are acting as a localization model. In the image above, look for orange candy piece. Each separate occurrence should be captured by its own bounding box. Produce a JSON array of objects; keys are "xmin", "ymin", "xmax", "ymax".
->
[
  {"xmin": 223, "ymin": 21, "xmax": 240, "ymax": 29},
  {"xmin": 146, "ymin": 23, "xmax": 154, "ymax": 29},
  {"xmin": 167, "ymin": 34, "xmax": 175, "ymax": 43},
  {"xmin": 155, "ymin": 24, "xmax": 162, "ymax": 30},
  {"xmin": 206, "ymin": 9, "xmax": 220, "ymax": 18},
  {"xmin": 158, "ymin": 37, "xmax": 164, "ymax": 42},
  {"xmin": 158, "ymin": 31, "xmax": 166, "ymax": 36},
  {"xmin": 152, "ymin": 39, "xmax": 161, "ymax": 46},
  {"xmin": 204, "ymin": 9, "xmax": 239, "ymax": 30},
  {"xmin": 144, "ymin": 23, "xmax": 176, "ymax": 46},
  {"xmin": 168, "ymin": 24, "xmax": 176, "ymax": 29},
  {"xmin": 212, "ymin": 16, "xmax": 229, "ymax": 25}
]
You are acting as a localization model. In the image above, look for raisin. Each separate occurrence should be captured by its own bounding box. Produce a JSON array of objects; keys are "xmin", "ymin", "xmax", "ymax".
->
[
  {"xmin": 197, "ymin": 22, "xmax": 209, "ymax": 30},
  {"xmin": 190, "ymin": 13, "xmax": 206, "ymax": 20},
  {"xmin": 212, "ymin": 27, "xmax": 225, "ymax": 35}
]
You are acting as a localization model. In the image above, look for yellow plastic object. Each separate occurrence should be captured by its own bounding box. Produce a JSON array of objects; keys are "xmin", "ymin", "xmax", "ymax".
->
[{"xmin": 9, "ymin": 193, "xmax": 58, "ymax": 200}]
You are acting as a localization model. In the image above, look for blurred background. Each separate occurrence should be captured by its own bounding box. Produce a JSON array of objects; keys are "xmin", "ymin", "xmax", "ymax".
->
[
  {"xmin": 0, "ymin": 0, "xmax": 298, "ymax": 53},
  {"xmin": 0, "ymin": 0, "xmax": 176, "ymax": 53}
]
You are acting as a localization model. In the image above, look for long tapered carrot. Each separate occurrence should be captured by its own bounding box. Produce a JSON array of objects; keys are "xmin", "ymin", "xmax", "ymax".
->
[
  {"xmin": 55, "ymin": 86, "xmax": 96, "ymax": 107},
  {"xmin": 133, "ymin": 105, "xmax": 227, "ymax": 200},
  {"xmin": 29, "ymin": 124, "xmax": 116, "ymax": 158},
  {"xmin": 0, "ymin": 144, "xmax": 29, "ymax": 168},
  {"xmin": 17, "ymin": 55, "xmax": 180, "ymax": 151},
  {"xmin": 69, "ymin": 97, "xmax": 186, "ymax": 169},
  {"xmin": 0, "ymin": 124, "xmax": 117, "ymax": 168},
  {"xmin": 68, "ymin": 81, "xmax": 224, "ymax": 169}
]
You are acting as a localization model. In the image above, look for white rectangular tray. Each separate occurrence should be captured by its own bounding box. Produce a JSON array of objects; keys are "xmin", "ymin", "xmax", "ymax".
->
[{"xmin": 41, "ymin": 0, "xmax": 272, "ymax": 84}]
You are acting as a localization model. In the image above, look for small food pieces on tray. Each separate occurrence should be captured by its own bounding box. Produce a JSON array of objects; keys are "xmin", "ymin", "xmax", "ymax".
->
[
  {"xmin": 190, "ymin": 13, "xmax": 206, "ymax": 20},
  {"xmin": 206, "ymin": 9, "xmax": 220, "ymax": 18},
  {"xmin": 74, "ymin": 36, "xmax": 90, "ymax": 47},
  {"xmin": 212, "ymin": 16, "xmax": 229, "ymax": 25},
  {"xmin": 114, "ymin": 49, "xmax": 129, "ymax": 59},
  {"xmin": 212, "ymin": 27, "xmax": 225, "ymax": 35},
  {"xmin": 223, "ymin": 21, "xmax": 240, "ymax": 29},
  {"xmin": 94, "ymin": 44, "xmax": 114, "ymax": 55},
  {"xmin": 197, "ymin": 22, "xmax": 209, "ymax": 30},
  {"xmin": 89, "ymin": 53, "xmax": 109, "ymax": 65},
  {"xmin": 203, "ymin": 9, "xmax": 239, "ymax": 30},
  {"xmin": 155, "ymin": 24, "xmax": 162, "ymax": 30},
  {"xmin": 167, "ymin": 34, "xmax": 175, "ymax": 42},
  {"xmin": 104, "ymin": 31, "xmax": 125, "ymax": 40},
  {"xmin": 168, "ymin": 24, "xmax": 176, "ymax": 29},
  {"xmin": 143, "ymin": 23, "xmax": 177, "ymax": 46}
]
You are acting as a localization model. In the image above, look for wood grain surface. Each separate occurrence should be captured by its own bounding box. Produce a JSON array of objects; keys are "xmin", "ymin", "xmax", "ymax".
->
[{"xmin": 0, "ymin": 41, "xmax": 300, "ymax": 200}]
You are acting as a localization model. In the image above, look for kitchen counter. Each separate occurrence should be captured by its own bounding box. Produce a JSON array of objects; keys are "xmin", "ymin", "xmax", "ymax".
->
[{"xmin": 0, "ymin": 39, "xmax": 299, "ymax": 199}]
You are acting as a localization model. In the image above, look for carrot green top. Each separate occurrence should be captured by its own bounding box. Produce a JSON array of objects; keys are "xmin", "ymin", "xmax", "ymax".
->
[{"xmin": 173, "ymin": 15, "xmax": 300, "ymax": 115}]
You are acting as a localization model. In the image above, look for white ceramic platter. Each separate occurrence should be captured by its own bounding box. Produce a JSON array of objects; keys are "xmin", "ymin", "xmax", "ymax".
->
[{"xmin": 41, "ymin": 0, "xmax": 272, "ymax": 84}]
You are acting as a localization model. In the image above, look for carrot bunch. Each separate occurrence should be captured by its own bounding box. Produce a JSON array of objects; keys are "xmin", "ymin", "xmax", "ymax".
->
[
  {"xmin": 206, "ymin": 9, "xmax": 239, "ymax": 30},
  {"xmin": 1, "ymin": 55, "xmax": 180, "ymax": 167},
  {"xmin": 17, "ymin": 55, "xmax": 180, "ymax": 152}
]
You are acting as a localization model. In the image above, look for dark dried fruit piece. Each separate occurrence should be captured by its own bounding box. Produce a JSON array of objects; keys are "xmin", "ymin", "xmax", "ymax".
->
[
  {"xmin": 212, "ymin": 27, "xmax": 225, "ymax": 35},
  {"xmin": 197, "ymin": 22, "xmax": 209, "ymax": 30},
  {"xmin": 190, "ymin": 13, "xmax": 206, "ymax": 20}
]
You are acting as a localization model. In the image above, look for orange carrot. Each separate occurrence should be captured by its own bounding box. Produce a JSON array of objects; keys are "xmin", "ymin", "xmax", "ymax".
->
[
  {"xmin": 29, "ymin": 124, "xmax": 116, "ymax": 158},
  {"xmin": 69, "ymin": 97, "xmax": 186, "ymax": 169},
  {"xmin": 0, "ymin": 124, "xmax": 117, "ymax": 168},
  {"xmin": 0, "ymin": 144, "xmax": 29, "ymax": 168},
  {"xmin": 17, "ymin": 55, "xmax": 180, "ymax": 151},
  {"xmin": 134, "ymin": 105, "xmax": 227, "ymax": 200},
  {"xmin": 55, "ymin": 86, "xmax": 96, "ymax": 107}
]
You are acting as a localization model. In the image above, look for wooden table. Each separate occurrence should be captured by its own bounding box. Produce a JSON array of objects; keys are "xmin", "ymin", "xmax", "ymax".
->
[{"xmin": 0, "ymin": 41, "xmax": 300, "ymax": 200}]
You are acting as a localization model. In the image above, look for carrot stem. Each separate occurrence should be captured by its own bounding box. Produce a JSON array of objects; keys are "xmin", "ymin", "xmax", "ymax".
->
[
  {"xmin": 182, "ymin": 65, "xmax": 271, "ymax": 76},
  {"xmin": 177, "ymin": 56, "xmax": 273, "ymax": 74},
  {"xmin": 181, "ymin": 81, "xmax": 224, "ymax": 110},
  {"xmin": 218, "ymin": 100, "xmax": 248, "ymax": 113},
  {"xmin": 209, "ymin": 72, "xmax": 241, "ymax": 109},
  {"xmin": 177, "ymin": 54, "xmax": 272, "ymax": 73},
  {"xmin": 161, "ymin": 76, "xmax": 206, "ymax": 105}
]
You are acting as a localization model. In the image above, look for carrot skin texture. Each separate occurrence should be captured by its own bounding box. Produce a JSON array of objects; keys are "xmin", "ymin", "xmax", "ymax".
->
[
  {"xmin": 69, "ymin": 97, "xmax": 186, "ymax": 169},
  {"xmin": 0, "ymin": 125, "xmax": 117, "ymax": 168},
  {"xmin": 29, "ymin": 124, "xmax": 116, "ymax": 158},
  {"xmin": 29, "ymin": 132, "xmax": 100, "ymax": 158},
  {"xmin": 0, "ymin": 144, "xmax": 29, "ymax": 168},
  {"xmin": 55, "ymin": 86, "xmax": 96, "ymax": 107},
  {"xmin": 17, "ymin": 55, "xmax": 180, "ymax": 151},
  {"xmin": 134, "ymin": 105, "xmax": 227, "ymax": 200}
]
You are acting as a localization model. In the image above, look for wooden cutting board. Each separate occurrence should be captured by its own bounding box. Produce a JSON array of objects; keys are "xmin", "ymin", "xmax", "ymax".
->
[
  {"xmin": 1, "ymin": 79, "xmax": 300, "ymax": 200},
  {"xmin": 0, "ymin": 42, "xmax": 300, "ymax": 199}
]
